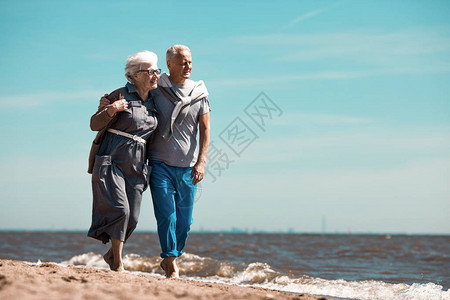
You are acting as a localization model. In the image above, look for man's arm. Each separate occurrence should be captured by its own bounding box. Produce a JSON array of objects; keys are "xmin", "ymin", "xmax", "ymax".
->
[{"xmin": 191, "ymin": 112, "xmax": 210, "ymax": 185}]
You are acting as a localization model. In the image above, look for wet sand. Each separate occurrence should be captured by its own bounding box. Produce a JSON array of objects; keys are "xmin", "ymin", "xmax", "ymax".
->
[{"xmin": 0, "ymin": 259, "xmax": 329, "ymax": 300}]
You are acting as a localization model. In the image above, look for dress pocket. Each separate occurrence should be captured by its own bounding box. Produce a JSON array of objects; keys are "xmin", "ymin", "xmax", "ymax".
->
[
  {"xmin": 92, "ymin": 155, "xmax": 112, "ymax": 181},
  {"xmin": 142, "ymin": 163, "xmax": 152, "ymax": 191}
]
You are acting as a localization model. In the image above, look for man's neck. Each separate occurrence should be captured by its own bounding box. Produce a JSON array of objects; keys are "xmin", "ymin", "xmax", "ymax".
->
[{"xmin": 169, "ymin": 75, "xmax": 187, "ymax": 85}]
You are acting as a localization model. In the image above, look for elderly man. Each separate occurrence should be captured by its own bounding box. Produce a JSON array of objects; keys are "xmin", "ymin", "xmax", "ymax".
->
[{"xmin": 148, "ymin": 45, "xmax": 210, "ymax": 278}]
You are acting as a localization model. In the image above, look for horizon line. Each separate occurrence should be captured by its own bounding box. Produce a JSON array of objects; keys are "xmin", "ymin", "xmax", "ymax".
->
[{"xmin": 0, "ymin": 229, "xmax": 449, "ymax": 236}]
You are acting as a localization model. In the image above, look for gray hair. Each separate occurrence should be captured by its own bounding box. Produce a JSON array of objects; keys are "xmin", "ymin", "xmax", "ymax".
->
[
  {"xmin": 125, "ymin": 50, "xmax": 158, "ymax": 82},
  {"xmin": 166, "ymin": 44, "xmax": 191, "ymax": 62}
]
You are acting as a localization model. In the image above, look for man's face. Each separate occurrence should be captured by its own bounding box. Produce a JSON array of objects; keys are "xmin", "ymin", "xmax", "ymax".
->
[{"xmin": 167, "ymin": 50, "xmax": 192, "ymax": 84}]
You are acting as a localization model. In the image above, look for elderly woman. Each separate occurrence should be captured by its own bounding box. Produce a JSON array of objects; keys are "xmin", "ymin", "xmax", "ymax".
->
[{"xmin": 87, "ymin": 51, "xmax": 160, "ymax": 271}]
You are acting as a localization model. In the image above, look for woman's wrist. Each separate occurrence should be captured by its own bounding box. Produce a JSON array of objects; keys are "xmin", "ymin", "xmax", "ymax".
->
[{"xmin": 106, "ymin": 105, "xmax": 117, "ymax": 117}]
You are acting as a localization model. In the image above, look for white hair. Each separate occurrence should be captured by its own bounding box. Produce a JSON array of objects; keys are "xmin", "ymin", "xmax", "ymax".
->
[
  {"xmin": 125, "ymin": 50, "xmax": 158, "ymax": 82},
  {"xmin": 166, "ymin": 44, "xmax": 191, "ymax": 62}
]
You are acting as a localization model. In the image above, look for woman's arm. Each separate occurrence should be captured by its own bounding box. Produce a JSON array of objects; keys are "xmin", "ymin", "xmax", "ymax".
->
[{"xmin": 90, "ymin": 89, "xmax": 127, "ymax": 131}]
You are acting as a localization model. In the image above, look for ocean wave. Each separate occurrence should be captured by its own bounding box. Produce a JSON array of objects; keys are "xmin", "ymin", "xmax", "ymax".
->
[{"xmin": 61, "ymin": 252, "xmax": 450, "ymax": 300}]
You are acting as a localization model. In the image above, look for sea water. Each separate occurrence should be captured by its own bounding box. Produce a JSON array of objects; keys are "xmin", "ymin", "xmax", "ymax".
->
[{"xmin": 0, "ymin": 232, "xmax": 448, "ymax": 299}]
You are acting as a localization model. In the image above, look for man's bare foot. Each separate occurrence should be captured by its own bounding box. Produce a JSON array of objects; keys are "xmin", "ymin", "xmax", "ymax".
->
[
  {"xmin": 160, "ymin": 257, "xmax": 179, "ymax": 278},
  {"xmin": 103, "ymin": 248, "xmax": 114, "ymax": 270},
  {"xmin": 160, "ymin": 260, "xmax": 167, "ymax": 275},
  {"xmin": 172, "ymin": 260, "xmax": 179, "ymax": 278}
]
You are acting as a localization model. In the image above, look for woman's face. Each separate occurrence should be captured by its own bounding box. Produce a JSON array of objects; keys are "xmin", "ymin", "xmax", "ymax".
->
[{"xmin": 132, "ymin": 63, "xmax": 159, "ymax": 90}]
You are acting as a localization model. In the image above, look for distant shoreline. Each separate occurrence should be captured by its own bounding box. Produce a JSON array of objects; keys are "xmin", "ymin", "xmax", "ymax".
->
[{"xmin": 0, "ymin": 229, "xmax": 449, "ymax": 236}]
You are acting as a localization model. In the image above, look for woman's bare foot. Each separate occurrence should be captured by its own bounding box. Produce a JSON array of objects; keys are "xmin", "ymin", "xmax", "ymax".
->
[
  {"xmin": 110, "ymin": 238, "xmax": 124, "ymax": 272},
  {"xmin": 161, "ymin": 257, "xmax": 179, "ymax": 278},
  {"xmin": 112, "ymin": 263, "xmax": 125, "ymax": 272},
  {"xmin": 103, "ymin": 248, "xmax": 114, "ymax": 270},
  {"xmin": 105, "ymin": 248, "xmax": 124, "ymax": 271}
]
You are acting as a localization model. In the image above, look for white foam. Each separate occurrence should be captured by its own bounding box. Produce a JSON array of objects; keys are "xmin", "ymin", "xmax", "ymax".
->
[
  {"xmin": 61, "ymin": 251, "xmax": 108, "ymax": 269},
  {"xmin": 229, "ymin": 262, "xmax": 278, "ymax": 284},
  {"xmin": 59, "ymin": 252, "xmax": 450, "ymax": 300},
  {"xmin": 211, "ymin": 276, "xmax": 450, "ymax": 300}
]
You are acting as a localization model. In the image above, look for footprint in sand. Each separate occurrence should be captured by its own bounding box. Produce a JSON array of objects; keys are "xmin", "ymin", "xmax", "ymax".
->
[
  {"xmin": 61, "ymin": 276, "xmax": 88, "ymax": 283},
  {"xmin": 0, "ymin": 274, "xmax": 11, "ymax": 289}
]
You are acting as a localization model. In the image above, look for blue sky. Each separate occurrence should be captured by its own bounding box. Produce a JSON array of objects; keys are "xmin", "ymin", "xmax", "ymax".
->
[{"xmin": 0, "ymin": 0, "xmax": 449, "ymax": 234}]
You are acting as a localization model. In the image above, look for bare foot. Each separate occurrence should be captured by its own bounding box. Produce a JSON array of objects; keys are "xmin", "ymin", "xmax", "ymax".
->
[
  {"xmin": 112, "ymin": 263, "xmax": 125, "ymax": 272},
  {"xmin": 160, "ymin": 260, "xmax": 167, "ymax": 275},
  {"xmin": 161, "ymin": 257, "xmax": 179, "ymax": 278},
  {"xmin": 172, "ymin": 261, "xmax": 179, "ymax": 278},
  {"xmin": 103, "ymin": 248, "xmax": 114, "ymax": 270}
]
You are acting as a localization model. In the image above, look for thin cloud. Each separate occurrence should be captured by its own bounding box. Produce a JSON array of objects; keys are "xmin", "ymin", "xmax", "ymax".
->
[
  {"xmin": 236, "ymin": 28, "xmax": 450, "ymax": 64},
  {"xmin": 233, "ymin": 129, "xmax": 450, "ymax": 164},
  {"xmin": 278, "ymin": 31, "xmax": 450, "ymax": 62},
  {"xmin": 0, "ymin": 90, "xmax": 106, "ymax": 109},
  {"xmin": 227, "ymin": 27, "xmax": 450, "ymax": 84},
  {"xmin": 273, "ymin": 113, "xmax": 374, "ymax": 126},
  {"xmin": 287, "ymin": 9, "xmax": 324, "ymax": 25},
  {"xmin": 208, "ymin": 70, "xmax": 369, "ymax": 88},
  {"xmin": 284, "ymin": 2, "xmax": 343, "ymax": 28}
]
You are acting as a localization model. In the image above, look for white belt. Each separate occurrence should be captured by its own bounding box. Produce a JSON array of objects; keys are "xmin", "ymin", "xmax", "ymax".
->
[{"xmin": 107, "ymin": 128, "xmax": 146, "ymax": 144}]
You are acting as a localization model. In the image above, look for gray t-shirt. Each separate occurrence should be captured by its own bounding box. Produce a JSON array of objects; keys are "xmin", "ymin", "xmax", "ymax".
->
[{"xmin": 148, "ymin": 79, "xmax": 210, "ymax": 167}]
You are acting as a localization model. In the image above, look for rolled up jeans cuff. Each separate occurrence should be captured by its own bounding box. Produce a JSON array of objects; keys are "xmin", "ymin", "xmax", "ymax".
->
[{"xmin": 161, "ymin": 250, "xmax": 181, "ymax": 258}]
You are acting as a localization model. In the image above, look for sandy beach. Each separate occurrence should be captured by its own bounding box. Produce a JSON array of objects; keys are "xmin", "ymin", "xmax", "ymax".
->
[{"xmin": 0, "ymin": 260, "xmax": 328, "ymax": 300}]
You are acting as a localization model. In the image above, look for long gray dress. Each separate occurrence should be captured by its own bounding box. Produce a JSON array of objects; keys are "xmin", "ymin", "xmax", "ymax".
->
[{"xmin": 88, "ymin": 83, "xmax": 158, "ymax": 244}]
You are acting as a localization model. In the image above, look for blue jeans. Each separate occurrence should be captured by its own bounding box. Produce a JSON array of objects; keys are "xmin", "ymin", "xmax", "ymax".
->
[{"xmin": 149, "ymin": 160, "xmax": 197, "ymax": 258}]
